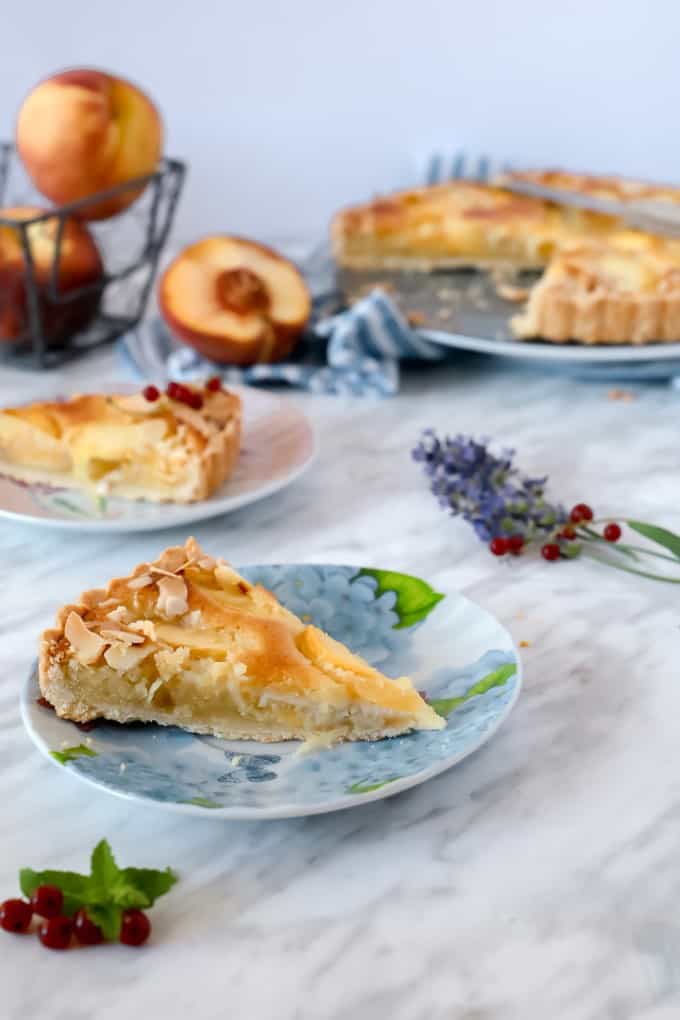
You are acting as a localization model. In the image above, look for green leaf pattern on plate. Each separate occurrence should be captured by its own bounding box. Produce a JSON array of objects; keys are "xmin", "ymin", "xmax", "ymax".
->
[
  {"xmin": 429, "ymin": 663, "xmax": 517, "ymax": 717},
  {"xmin": 359, "ymin": 568, "xmax": 444, "ymax": 629},
  {"xmin": 50, "ymin": 744, "xmax": 98, "ymax": 765}
]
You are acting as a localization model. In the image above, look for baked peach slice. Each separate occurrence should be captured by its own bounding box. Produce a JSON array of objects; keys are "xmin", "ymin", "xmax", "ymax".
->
[
  {"xmin": 0, "ymin": 207, "xmax": 103, "ymax": 344},
  {"xmin": 16, "ymin": 69, "xmax": 163, "ymax": 220},
  {"xmin": 159, "ymin": 236, "xmax": 311, "ymax": 365}
]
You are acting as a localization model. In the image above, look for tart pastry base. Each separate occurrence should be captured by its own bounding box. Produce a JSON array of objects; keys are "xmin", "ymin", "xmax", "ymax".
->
[
  {"xmin": 511, "ymin": 242, "xmax": 680, "ymax": 344},
  {"xmin": 39, "ymin": 539, "xmax": 444, "ymax": 744},
  {"xmin": 0, "ymin": 386, "xmax": 241, "ymax": 503}
]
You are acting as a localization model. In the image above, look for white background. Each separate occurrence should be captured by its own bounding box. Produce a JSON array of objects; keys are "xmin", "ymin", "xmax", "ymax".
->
[{"xmin": 2, "ymin": 0, "xmax": 679, "ymax": 245}]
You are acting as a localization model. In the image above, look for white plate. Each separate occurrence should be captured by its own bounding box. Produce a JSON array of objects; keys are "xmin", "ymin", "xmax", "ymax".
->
[
  {"xmin": 0, "ymin": 385, "xmax": 316, "ymax": 533},
  {"xmin": 22, "ymin": 563, "xmax": 522, "ymax": 820},
  {"xmin": 422, "ymin": 327, "xmax": 680, "ymax": 365}
]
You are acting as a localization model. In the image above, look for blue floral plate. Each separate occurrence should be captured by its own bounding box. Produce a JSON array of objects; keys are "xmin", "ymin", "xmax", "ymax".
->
[{"xmin": 21, "ymin": 564, "xmax": 521, "ymax": 820}]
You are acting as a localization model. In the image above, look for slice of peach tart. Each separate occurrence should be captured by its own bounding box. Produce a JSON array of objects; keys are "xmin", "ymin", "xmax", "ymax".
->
[
  {"xmin": 0, "ymin": 382, "xmax": 241, "ymax": 503},
  {"xmin": 39, "ymin": 539, "xmax": 444, "ymax": 744}
]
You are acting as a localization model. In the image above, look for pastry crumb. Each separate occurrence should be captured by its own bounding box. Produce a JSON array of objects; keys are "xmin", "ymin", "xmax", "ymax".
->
[
  {"xmin": 519, "ymin": 640, "xmax": 530, "ymax": 648},
  {"xmin": 607, "ymin": 389, "xmax": 636, "ymax": 402},
  {"xmin": 437, "ymin": 307, "xmax": 453, "ymax": 320},
  {"xmin": 406, "ymin": 310, "xmax": 427, "ymax": 327},
  {"xmin": 119, "ymin": 762, "xmax": 127, "ymax": 773}
]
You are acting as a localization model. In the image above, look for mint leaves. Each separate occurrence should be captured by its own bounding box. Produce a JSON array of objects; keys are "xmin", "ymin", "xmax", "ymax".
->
[{"xmin": 20, "ymin": 840, "xmax": 177, "ymax": 941}]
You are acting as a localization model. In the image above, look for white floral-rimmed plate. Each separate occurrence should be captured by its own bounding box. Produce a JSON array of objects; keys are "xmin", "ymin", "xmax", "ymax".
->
[
  {"xmin": 21, "ymin": 563, "xmax": 522, "ymax": 820},
  {"xmin": 0, "ymin": 385, "xmax": 315, "ymax": 533}
]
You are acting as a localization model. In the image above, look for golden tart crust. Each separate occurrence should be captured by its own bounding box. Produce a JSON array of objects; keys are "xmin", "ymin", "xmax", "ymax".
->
[
  {"xmin": 511, "ymin": 239, "xmax": 680, "ymax": 344},
  {"xmin": 332, "ymin": 171, "xmax": 680, "ymax": 345},
  {"xmin": 39, "ymin": 538, "xmax": 444, "ymax": 744},
  {"xmin": 0, "ymin": 386, "xmax": 241, "ymax": 502}
]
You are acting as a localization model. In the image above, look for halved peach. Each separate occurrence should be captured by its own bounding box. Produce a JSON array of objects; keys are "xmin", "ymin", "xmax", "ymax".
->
[
  {"xmin": 158, "ymin": 236, "xmax": 311, "ymax": 365},
  {"xmin": 0, "ymin": 207, "xmax": 103, "ymax": 344}
]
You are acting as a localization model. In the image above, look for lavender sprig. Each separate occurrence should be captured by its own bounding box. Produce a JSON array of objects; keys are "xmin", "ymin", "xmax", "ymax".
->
[
  {"xmin": 413, "ymin": 430, "xmax": 680, "ymax": 583},
  {"xmin": 412, "ymin": 430, "xmax": 566, "ymax": 543}
]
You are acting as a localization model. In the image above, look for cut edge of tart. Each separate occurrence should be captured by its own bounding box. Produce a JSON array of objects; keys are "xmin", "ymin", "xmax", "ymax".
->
[
  {"xmin": 39, "ymin": 538, "xmax": 445, "ymax": 744},
  {"xmin": 511, "ymin": 239, "xmax": 680, "ymax": 345},
  {"xmin": 0, "ymin": 383, "xmax": 241, "ymax": 503}
]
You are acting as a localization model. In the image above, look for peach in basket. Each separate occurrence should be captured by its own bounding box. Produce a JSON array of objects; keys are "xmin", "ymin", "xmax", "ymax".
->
[
  {"xmin": 159, "ymin": 236, "xmax": 311, "ymax": 365},
  {"xmin": 16, "ymin": 69, "xmax": 163, "ymax": 221},
  {"xmin": 0, "ymin": 207, "xmax": 103, "ymax": 344}
]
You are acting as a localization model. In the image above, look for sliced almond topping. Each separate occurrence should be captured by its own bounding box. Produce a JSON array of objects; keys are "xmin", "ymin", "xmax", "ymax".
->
[
  {"xmin": 64, "ymin": 611, "xmax": 107, "ymax": 665},
  {"xmin": 128, "ymin": 574, "xmax": 153, "ymax": 591},
  {"xmin": 197, "ymin": 556, "xmax": 216, "ymax": 571},
  {"xmin": 104, "ymin": 642, "xmax": 155, "ymax": 671},
  {"xmin": 150, "ymin": 558, "xmax": 195, "ymax": 578},
  {"xmin": 128, "ymin": 619, "xmax": 157, "ymax": 640},
  {"xmin": 99, "ymin": 628, "xmax": 145, "ymax": 646},
  {"xmin": 156, "ymin": 574, "xmax": 189, "ymax": 618},
  {"xmin": 106, "ymin": 605, "xmax": 133, "ymax": 624}
]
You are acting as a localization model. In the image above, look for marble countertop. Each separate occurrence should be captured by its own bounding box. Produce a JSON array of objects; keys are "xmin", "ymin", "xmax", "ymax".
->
[{"xmin": 2, "ymin": 347, "xmax": 679, "ymax": 1019}]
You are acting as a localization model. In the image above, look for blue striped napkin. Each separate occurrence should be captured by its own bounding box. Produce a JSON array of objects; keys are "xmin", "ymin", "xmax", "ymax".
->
[{"xmin": 120, "ymin": 288, "xmax": 445, "ymax": 398}]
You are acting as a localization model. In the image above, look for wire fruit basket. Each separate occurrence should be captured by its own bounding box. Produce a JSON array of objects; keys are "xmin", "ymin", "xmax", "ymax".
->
[{"xmin": 0, "ymin": 142, "xmax": 185, "ymax": 369}]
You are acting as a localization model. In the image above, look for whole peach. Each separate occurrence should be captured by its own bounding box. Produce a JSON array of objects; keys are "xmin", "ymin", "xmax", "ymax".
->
[
  {"xmin": 0, "ymin": 207, "xmax": 103, "ymax": 344},
  {"xmin": 16, "ymin": 69, "xmax": 163, "ymax": 220}
]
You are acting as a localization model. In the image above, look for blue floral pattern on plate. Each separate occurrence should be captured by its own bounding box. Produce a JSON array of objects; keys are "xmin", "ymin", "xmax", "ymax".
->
[{"xmin": 21, "ymin": 564, "xmax": 522, "ymax": 819}]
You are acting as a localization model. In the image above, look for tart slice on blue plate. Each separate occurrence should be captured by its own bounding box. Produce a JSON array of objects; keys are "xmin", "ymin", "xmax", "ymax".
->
[{"xmin": 39, "ymin": 538, "xmax": 444, "ymax": 744}]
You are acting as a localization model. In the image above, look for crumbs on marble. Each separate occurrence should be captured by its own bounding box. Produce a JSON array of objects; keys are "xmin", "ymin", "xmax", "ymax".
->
[
  {"xmin": 406, "ymin": 310, "xmax": 427, "ymax": 327},
  {"xmin": 607, "ymin": 389, "xmax": 636, "ymax": 402},
  {"xmin": 519, "ymin": 640, "xmax": 530, "ymax": 648}
]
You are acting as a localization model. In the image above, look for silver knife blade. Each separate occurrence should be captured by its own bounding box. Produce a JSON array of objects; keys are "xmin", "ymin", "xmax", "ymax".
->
[{"xmin": 498, "ymin": 177, "xmax": 680, "ymax": 238}]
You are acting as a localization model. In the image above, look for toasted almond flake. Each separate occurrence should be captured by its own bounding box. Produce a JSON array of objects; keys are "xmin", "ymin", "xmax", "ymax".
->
[
  {"xmin": 180, "ymin": 609, "xmax": 202, "ymax": 628},
  {"xmin": 197, "ymin": 556, "xmax": 216, "ymax": 571},
  {"xmin": 106, "ymin": 605, "xmax": 132, "ymax": 624},
  {"xmin": 146, "ymin": 678, "xmax": 165, "ymax": 702},
  {"xmin": 99, "ymin": 628, "xmax": 145, "ymax": 646},
  {"xmin": 129, "ymin": 619, "xmax": 157, "ymax": 640},
  {"xmin": 104, "ymin": 642, "xmax": 155, "ymax": 671},
  {"xmin": 128, "ymin": 574, "xmax": 153, "ymax": 591},
  {"xmin": 65, "ymin": 611, "xmax": 107, "ymax": 665},
  {"xmin": 156, "ymin": 574, "xmax": 189, "ymax": 618}
]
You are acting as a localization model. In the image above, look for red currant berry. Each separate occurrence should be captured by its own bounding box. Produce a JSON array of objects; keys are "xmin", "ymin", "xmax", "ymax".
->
[
  {"xmin": 30, "ymin": 884, "xmax": 64, "ymax": 919},
  {"xmin": 206, "ymin": 376, "xmax": 222, "ymax": 392},
  {"xmin": 489, "ymin": 537, "xmax": 509, "ymax": 556},
  {"xmin": 507, "ymin": 535, "xmax": 525, "ymax": 555},
  {"xmin": 166, "ymin": 381, "xmax": 183, "ymax": 401},
  {"xmin": 142, "ymin": 384, "xmax": 160, "ymax": 403},
  {"xmin": 186, "ymin": 391, "xmax": 204, "ymax": 411},
  {"xmin": 560, "ymin": 524, "xmax": 576, "ymax": 540},
  {"xmin": 569, "ymin": 503, "xmax": 594, "ymax": 523},
  {"xmin": 39, "ymin": 915, "xmax": 73, "ymax": 951},
  {"xmin": 119, "ymin": 909, "xmax": 151, "ymax": 947},
  {"xmin": 603, "ymin": 522, "xmax": 622, "ymax": 543},
  {"xmin": 0, "ymin": 899, "xmax": 32, "ymax": 934},
  {"xmin": 541, "ymin": 542, "xmax": 561, "ymax": 562},
  {"xmin": 73, "ymin": 909, "xmax": 104, "ymax": 946}
]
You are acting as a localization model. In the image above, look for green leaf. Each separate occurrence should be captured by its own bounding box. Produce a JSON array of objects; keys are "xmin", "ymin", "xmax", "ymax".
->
[
  {"xmin": 115, "ymin": 868, "xmax": 178, "ymax": 909},
  {"xmin": 358, "ymin": 569, "xmax": 444, "ymax": 629},
  {"xmin": 348, "ymin": 777, "xmax": 399, "ymax": 794},
  {"xmin": 430, "ymin": 662, "xmax": 517, "ymax": 717},
  {"xmin": 627, "ymin": 521, "xmax": 680, "ymax": 560},
  {"xmin": 19, "ymin": 868, "xmax": 90, "ymax": 916},
  {"xmin": 86, "ymin": 902, "xmax": 124, "ymax": 942},
  {"xmin": 17, "ymin": 840, "xmax": 178, "ymax": 938},
  {"xmin": 50, "ymin": 744, "xmax": 97, "ymax": 765}
]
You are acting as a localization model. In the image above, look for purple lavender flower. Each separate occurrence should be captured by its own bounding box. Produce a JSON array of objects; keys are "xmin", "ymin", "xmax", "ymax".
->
[{"xmin": 413, "ymin": 431, "xmax": 566, "ymax": 542}]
